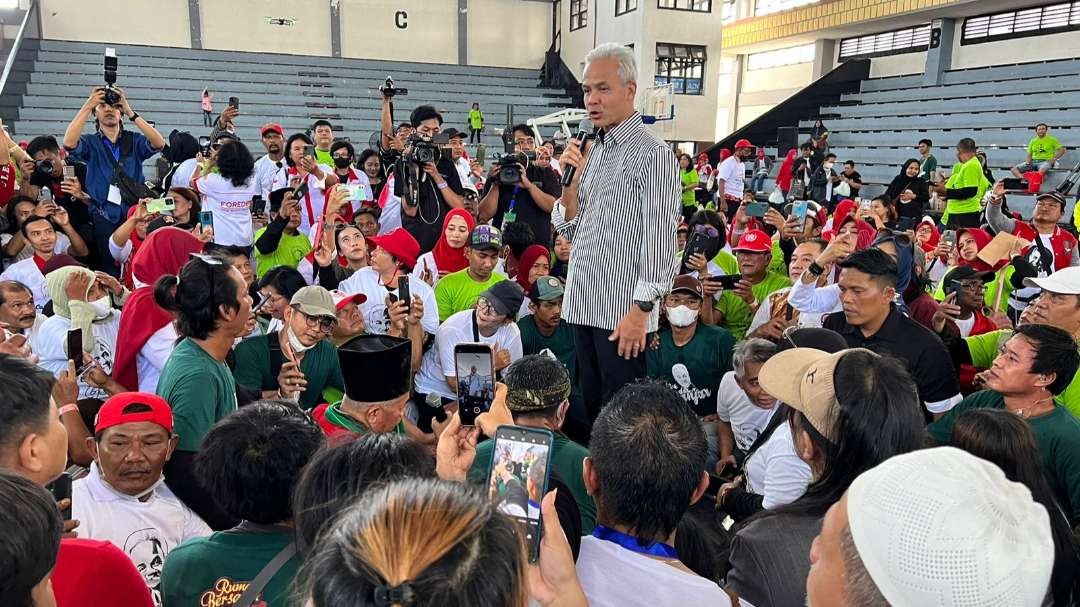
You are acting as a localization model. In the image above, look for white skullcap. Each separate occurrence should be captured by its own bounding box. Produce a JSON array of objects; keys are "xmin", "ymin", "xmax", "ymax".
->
[{"xmin": 847, "ymin": 447, "xmax": 1053, "ymax": 607}]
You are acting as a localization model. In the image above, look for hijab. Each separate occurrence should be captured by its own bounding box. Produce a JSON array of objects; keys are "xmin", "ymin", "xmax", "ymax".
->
[
  {"xmin": 45, "ymin": 265, "xmax": 102, "ymax": 354},
  {"xmin": 956, "ymin": 227, "xmax": 1005, "ymax": 272},
  {"xmin": 826, "ymin": 199, "xmax": 876, "ymax": 250},
  {"xmin": 916, "ymin": 217, "xmax": 940, "ymax": 253},
  {"xmin": 516, "ymin": 244, "xmax": 551, "ymax": 290},
  {"xmin": 431, "ymin": 209, "xmax": 476, "ymax": 275}
]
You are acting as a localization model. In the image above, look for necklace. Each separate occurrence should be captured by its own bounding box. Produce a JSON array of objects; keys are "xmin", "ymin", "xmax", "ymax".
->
[{"xmin": 1013, "ymin": 396, "xmax": 1054, "ymax": 419}]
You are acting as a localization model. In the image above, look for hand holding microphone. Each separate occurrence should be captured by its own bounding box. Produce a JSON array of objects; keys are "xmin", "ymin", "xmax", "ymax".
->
[{"xmin": 561, "ymin": 118, "xmax": 596, "ymax": 187}]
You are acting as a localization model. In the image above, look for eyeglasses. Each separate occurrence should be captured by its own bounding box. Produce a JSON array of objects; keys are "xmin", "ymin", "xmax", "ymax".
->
[
  {"xmin": 189, "ymin": 253, "xmax": 224, "ymax": 308},
  {"xmin": 292, "ymin": 306, "xmax": 336, "ymax": 332},
  {"xmin": 956, "ymin": 280, "xmax": 987, "ymax": 292}
]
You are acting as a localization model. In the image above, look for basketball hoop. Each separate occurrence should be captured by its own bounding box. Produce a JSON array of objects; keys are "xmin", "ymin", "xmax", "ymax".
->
[{"xmin": 640, "ymin": 83, "xmax": 675, "ymax": 125}]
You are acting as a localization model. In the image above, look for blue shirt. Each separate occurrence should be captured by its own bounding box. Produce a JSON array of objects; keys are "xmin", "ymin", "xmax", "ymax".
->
[{"xmin": 67, "ymin": 131, "xmax": 158, "ymax": 224}]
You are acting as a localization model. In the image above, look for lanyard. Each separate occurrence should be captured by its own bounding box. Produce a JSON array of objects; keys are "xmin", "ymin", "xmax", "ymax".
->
[
  {"xmin": 508, "ymin": 185, "xmax": 521, "ymax": 213},
  {"xmin": 591, "ymin": 525, "xmax": 678, "ymax": 559}
]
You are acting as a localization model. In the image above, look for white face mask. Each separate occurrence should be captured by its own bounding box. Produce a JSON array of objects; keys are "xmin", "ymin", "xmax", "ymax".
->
[
  {"xmin": 286, "ymin": 325, "xmax": 315, "ymax": 353},
  {"xmin": 89, "ymin": 296, "xmax": 112, "ymax": 320},
  {"xmin": 666, "ymin": 305, "xmax": 699, "ymax": 328}
]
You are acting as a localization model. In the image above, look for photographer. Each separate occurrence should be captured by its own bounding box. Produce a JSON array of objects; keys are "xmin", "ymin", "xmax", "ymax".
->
[
  {"xmin": 62, "ymin": 85, "xmax": 165, "ymax": 276},
  {"xmin": 254, "ymin": 188, "xmax": 311, "ymax": 275},
  {"xmin": 2, "ymin": 195, "xmax": 89, "ymax": 263},
  {"xmin": 393, "ymin": 104, "xmax": 466, "ymax": 253},
  {"xmin": 479, "ymin": 124, "xmax": 561, "ymax": 246},
  {"xmin": 21, "ymin": 136, "xmax": 92, "ymax": 246}
]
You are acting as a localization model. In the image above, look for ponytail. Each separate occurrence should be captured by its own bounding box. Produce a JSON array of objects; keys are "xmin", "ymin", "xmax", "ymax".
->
[{"xmin": 153, "ymin": 275, "xmax": 180, "ymax": 312}]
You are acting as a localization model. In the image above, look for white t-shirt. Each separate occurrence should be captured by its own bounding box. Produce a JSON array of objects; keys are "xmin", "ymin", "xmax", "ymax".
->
[
  {"xmin": 169, "ymin": 158, "xmax": 198, "ymax": 189},
  {"xmin": 196, "ymin": 172, "xmax": 258, "ymax": 246},
  {"xmin": 0, "ymin": 256, "xmax": 47, "ymax": 310},
  {"xmin": 338, "ymin": 267, "xmax": 439, "ymax": 335},
  {"xmin": 35, "ymin": 312, "xmax": 121, "ymax": 401},
  {"xmin": 270, "ymin": 164, "xmax": 334, "ymax": 235},
  {"xmin": 138, "ymin": 323, "xmax": 178, "ymax": 394},
  {"xmin": 254, "ymin": 154, "xmax": 285, "ymax": 201},
  {"xmin": 1, "ymin": 232, "xmax": 72, "ymax": 264},
  {"xmin": 952, "ymin": 313, "xmax": 977, "ymax": 338},
  {"xmin": 742, "ymin": 421, "xmax": 812, "ymax": 510},
  {"xmin": 72, "ymin": 463, "xmax": 211, "ymax": 605},
  {"xmin": 576, "ymin": 535, "xmax": 733, "ymax": 607},
  {"xmin": 377, "ymin": 174, "xmax": 403, "ymax": 236},
  {"xmin": 413, "ymin": 309, "xmax": 523, "ymax": 400},
  {"xmin": 715, "ymin": 371, "xmax": 778, "ymax": 452},
  {"xmin": 717, "ymin": 156, "xmax": 745, "ymax": 200}
]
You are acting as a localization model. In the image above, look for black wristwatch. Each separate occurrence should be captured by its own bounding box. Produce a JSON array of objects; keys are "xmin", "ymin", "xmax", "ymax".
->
[
  {"xmin": 807, "ymin": 262, "xmax": 825, "ymax": 277},
  {"xmin": 634, "ymin": 300, "xmax": 655, "ymax": 313}
]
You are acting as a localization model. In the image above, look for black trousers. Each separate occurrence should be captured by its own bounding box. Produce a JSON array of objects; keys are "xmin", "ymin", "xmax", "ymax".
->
[
  {"xmin": 946, "ymin": 210, "xmax": 982, "ymax": 229},
  {"xmin": 573, "ymin": 323, "xmax": 647, "ymax": 436}
]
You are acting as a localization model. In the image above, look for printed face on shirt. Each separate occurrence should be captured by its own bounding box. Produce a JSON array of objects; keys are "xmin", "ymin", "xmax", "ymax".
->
[
  {"xmin": 24, "ymin": 217, "xmax": 56, "ymax": 255},
  {"xmin": 581, "ymin": 57, "xmax": 637, "ymax": 130},
  {"xmin": 93, "ymin": 421, "xmax": 176, "ymax": 496},
  {"xmin": 806, "ymin": 494, "xmax": 852, "ymax": 607},
  {"xmin": 467, "ymin": 247, "xmax": 500, "ymax": 281},
  {"xmin": 837, "ymin": 268, "xmax": 894, "ymax": 328},
  {"xmin": 0, "ymin": 285, "xmax": 36, "ymax": 329}
]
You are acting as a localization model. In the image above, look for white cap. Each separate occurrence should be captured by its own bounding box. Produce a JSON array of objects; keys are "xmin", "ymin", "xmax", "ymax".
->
[
  {"xmin": 847, "ymin": 447, "xmax": 1053, "ymax": 607},
  {"xmin": 1023, "ymin": 265, "xmax": 1080, "ymax": 295}
]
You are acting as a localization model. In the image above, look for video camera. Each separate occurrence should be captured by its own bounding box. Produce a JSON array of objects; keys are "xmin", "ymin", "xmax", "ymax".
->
[
  {"xmin": 103, "ymin": 48, "xmax": 121, "ymax": 106},
  {"xmin": 494, "ymin": 151, "xmax": 536, "ymax": 185},
  {"xmin": 380, "ymin": 76, "xmax": 408, "ymax": 99}
]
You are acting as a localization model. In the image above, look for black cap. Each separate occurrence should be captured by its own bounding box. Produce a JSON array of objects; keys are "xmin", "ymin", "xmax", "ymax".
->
[
  {"xmin": 443, "ymin": 128, "xmax": 468, "ymax": 140},
  {"xmin": 338, "ymin": 335, "xmax": 412, "ymax": 403},
  {"xmin": 777, "ymin": 327, "xmax": 848, "ymax": 354},
  {"xmin": 481, "ymin": 280, "xmax": 525, "ymax": 316},
  {"xmin": 943, "ymin": 265, "xmax": 994, "ymax": 284}
]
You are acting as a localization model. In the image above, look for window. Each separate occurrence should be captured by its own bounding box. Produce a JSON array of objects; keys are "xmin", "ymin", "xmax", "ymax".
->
[
  {"xmin": 838, "ymin": 24, "xmax": 932, "ymax": 60},
  {"xmin": 655, "ymin": 43, "xmax": 707, "ymax": 95},
  {"xmin": 616, "ymin": 0, "xmax": 638, "ymax": 16},
  {"xmin": 658, "ymin": 0, "xmax": 713, "ymax": 13},
  {"xmin": 962, "ymin": 2, "xmax": 1080, "ymax": 45},
  {"xmin": 746, "ymin": 43, "xmax": 815, "ymax": 70},
  {"xmin": 570, "ymin": 0, "xmax": 587, "ymax": 31},
  {"xmin": 755, "ymin": 0, "xmax": 820, "ymax": 16},
  {"xmin": 721, "ymin": 0, "xmax": 736, "ymax": 23}
]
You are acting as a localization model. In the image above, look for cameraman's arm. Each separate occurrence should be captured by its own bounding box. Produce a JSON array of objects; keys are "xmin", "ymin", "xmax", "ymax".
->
[
  {"xmin": 478, "ymin": 170, "xmax": 500, "ymax": 223},
  {"xmin": 432, "ymin": 161, "xmax": 464, "ymax": 210},
  {"xmin": 381, "ymin": 96, "xmax": 395, "ymax": 150},
  {"xmin": 64, "ymin": 88, "xmax": 106, "ymax": 150},
  {"xmin": 524, "ymin": 168, "xmax": 558, "ymax": 213}
]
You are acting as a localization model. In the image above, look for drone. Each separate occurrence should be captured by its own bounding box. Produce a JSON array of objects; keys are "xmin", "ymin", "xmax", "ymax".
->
[{"xmin": 266, "ymin": 17, "xmax": 298, "ymax": 26}]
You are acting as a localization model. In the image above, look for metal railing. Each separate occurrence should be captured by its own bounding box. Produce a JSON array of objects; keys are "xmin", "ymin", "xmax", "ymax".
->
[{"xmin": 0, "ymin": 0, "xmax": 36, "ymax": 100}]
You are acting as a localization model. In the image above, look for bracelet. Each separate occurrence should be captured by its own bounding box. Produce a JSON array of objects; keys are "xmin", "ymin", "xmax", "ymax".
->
[
  {"xmin": 58, "ymin": 403, "xmax": 79, "ymax": 418},
  {"xmin": 437, "ymin": 181, "xmax": 448, "ymax": 190},
  {"xmin": 128, "ymin": 112, "xmax": 140, "ymax": 122},
  {"xmin": 807, "ymin": 261, "xmax": 825, "ymax": 276}
]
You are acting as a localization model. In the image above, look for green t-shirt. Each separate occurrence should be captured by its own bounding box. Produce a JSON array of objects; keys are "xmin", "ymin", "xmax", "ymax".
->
[
  {"xmin": 646, "ymin": 324, "xmax": 736, "ymax": 416},
  {"xmin": 253, "ymin": 227, "xmax": 312, "ymax": 279},
  {"xmin": 231, "ymin": 333, "xmax": 344, "ymax": 411},
  {"xmin": 943, "ymin": 156, "xmax": 990, "ymax": 219},
  {"xmin": 156, "ymin": 338, "xmax": 237, "ymax": 452},
  {"xmin": 161, "ymin": 527, "xmax": 300, "ymax": 607},
  {"xmin": 714, "ymin": 271, "xmax": 792, "ymax": 340},
  {"xmin": 928, "ymin": 389, "xmax": 1080, "ymax": 523},
  {"xmin": 314, "ymin": 148, "xmax": 334, "ymax": 168},
  {"xmin": 966, "ymin": 329, "xmax": 1080, "ymax": 419},
  {"xmin": 681, "ymin": 169, "xmax": 698, "ymax": 207},
  {"xmin": 468, "ymin": 108, "xmax": 484, "ymax": 130},
  {"xmin": 920, "ymin": 154, "xmax": 938, "ymax": 178},
  {"xmin": 435, "ymin": 268, "xmax": 505, "ymax": 322},
  {"xmin": 1028, "ymin": 134, "xmax": 1062, "ymax": 162},
  {"xmin": 518, "ymin": 315, "xmax": 581, "ymax": 402},
  {"xmin": 468, "ymin": 433, "xmax": 596, "ymax": 533}
]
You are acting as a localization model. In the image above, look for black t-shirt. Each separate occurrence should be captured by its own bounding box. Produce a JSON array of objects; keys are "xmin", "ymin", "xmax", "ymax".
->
[
  {"xmin": 43, "ymin": 161, "xmax": 92, "ymax": 229},
  {"xmin": 395, "ymin": 156, "xmax": 464, "ymax": 254},
  {"xmin": 482, "ymin": 164, "xmax": 562, "ymax": 245},
  {"xmin": 842, "ymin": 170, "xmax": 862, "ymax": 195}
]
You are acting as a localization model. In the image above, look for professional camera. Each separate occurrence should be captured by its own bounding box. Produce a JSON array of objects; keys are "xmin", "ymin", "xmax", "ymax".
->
[
  {"xmin": 402, "ymin": 133, "xmax": 448, "ymax": 166},
  {"xmin": 29, "ymin": 160, "xmax": 55, "ymax": 187},
  {"xmin": 495, "ymin": 151, "xmax": 536, "ymax": 185},
  {"xmin": 103, "ymin": 47, "xmax": 121, "ymax": 106},
  {"xmin": 379, "ymin": 76, "xmax": 408, "ymax": 99}
]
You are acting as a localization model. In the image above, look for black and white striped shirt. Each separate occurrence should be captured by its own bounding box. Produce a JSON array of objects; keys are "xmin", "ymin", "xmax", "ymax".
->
[{"xmin": 552, "ymin": 112, "xmax": 680, "ymax": 332}]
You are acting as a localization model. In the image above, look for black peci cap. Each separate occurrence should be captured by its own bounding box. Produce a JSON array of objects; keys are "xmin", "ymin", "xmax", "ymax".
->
[{"xmin": 338, "ymin": 334, "xmax": 412, "ymax": 403}]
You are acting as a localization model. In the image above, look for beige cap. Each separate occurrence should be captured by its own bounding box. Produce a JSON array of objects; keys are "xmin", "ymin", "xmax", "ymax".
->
[
  {"xmin": 757, "ymin": 347, "xmax": 878, "ymax": 442},
  {"xmin": 289, "ymin": 285, "xmax": 337, "ymax": 320}
]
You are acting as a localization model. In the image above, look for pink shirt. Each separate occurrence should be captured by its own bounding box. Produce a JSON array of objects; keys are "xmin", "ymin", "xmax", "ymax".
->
[{"xmin": 200, "ymin": 93, "xmax": 213, "ymax": 111}]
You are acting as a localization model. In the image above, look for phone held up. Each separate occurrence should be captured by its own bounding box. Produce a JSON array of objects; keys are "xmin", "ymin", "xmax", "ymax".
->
[
  {"xmin": 398, "ymin": 276, "xmax": 411, "ymax": 315},
  {"xmin": 706, "ymin": 274, "xmax": 743, "ymax": 290},
  {"xmin": 455, "ymin": 343, "xmax": 494, "ymax": 427},
  {"xmin": 485, "ymin": 425, "xmax": 554, "ymax": 562},
  {"xmin": 199, "ymin": 210, "xmax": 215, "ymax": 242}
]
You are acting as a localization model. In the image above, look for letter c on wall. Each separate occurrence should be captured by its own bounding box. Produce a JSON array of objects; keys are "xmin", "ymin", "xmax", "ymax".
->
[{"xmin": 395, "ymin": 11, "xmax": 408, "ymax": 29}]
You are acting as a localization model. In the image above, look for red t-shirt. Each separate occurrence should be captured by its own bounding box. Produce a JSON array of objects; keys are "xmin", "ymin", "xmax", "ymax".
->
[
  {"xmin": 0, "ymin": 163, "xmax": 16, "ymax": 206},
  {"xmin": 53, "ymin": 538, "xmax": 154, "ymax": 607}
]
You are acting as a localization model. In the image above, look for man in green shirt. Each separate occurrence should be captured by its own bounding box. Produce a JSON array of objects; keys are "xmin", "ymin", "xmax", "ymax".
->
[
  {"xmin": 941, "ymin": 137, "xmax": 990, "ymax": 228},
  {"xmin": 233, "ymin": 285, "xmax": 344, "ymax": 410},
  {"xmin": 929, "ymin": 324, "xmax": 1080, "ymax": 524},
  {"xmin": 1012, "ymin": 122, "xmax": 1066, "ymax": 179},
  {"xmin": 466, "ymin": 354, "xmax": 596, "ymax": 533},
  {"xmin": 715, "ymin": 229, "xmax": 792, "ymax": 339},
  {"xmin": 311, "ymin": 334, "xmax": 412, "ymax": 439},
  {"xmin": 435, "ymin": 224, "xmax": 506, "ymax": 321},
  {"xmin": 311, "ymin": 119, "xmax": 335, "ymax": 167},
  {"xmin": 917, "ymin": 138, "xmax": 938, "ymax": 180},
  {"xmin": 161, "ymin": 403, "xmax": 324, "ymax": 607},
  {"xmin": 253, "ymin": 189, "xmax": 311, "ymax": 278}
]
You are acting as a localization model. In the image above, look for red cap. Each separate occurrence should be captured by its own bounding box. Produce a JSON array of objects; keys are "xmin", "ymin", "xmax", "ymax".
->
[
  {"xmin": 366, "ymin": 228, "xmax": 420, "ymax": 270},
  {"xmin": 330, "ymin": 289, "xmax": 367, "ymax": 310},
  {"xmin": 733, "ymin": 229, "xmax": 772, "ymax": 253},
  {"xmin": 734, "ymin": 139, "xmax": 754, "ymax": 150},
  {"xmin": 260, "ymin": 123, "xmax": 283, "ymax": 136},
  {"xmin": 95, "ymin": 392, "xmax": 174, "ymax": 434}
]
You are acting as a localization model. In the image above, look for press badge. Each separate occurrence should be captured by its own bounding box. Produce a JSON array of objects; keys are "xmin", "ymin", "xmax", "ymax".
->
[{"xmin": 107, "ymin": 184, "xmax": 122, "ymax": 205}]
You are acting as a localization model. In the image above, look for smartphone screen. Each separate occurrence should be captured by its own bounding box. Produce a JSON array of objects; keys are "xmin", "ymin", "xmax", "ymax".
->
[
  {"xmin": 398, "ymin": 276, "xmax": 411, "ymax": 314},
  {"xmin": 487, "ymin": 425, "xmax": 554, "ymax": 562},
  {"xmin": 63, "ymin": 165, "xmax": 76, "ymax": 180},
  {"xmin": 251, "ymin": 195, "xmax": 266, "ymax": 215},
  {"xmin": 228, "ymin": 96, "xmax": 239, "ymax": 109},
  {"xmin": 681, "ymin": 231, "xmax": 708, "ymax": 269},
  {"xmin": 455, "ymin": 344, "xmax": 494, "ymax": 426},
  {"xmin": 941, "ymin": 229, "xmax": 957, "ymax": 248},
  {"xmin": 745, "ymin": 202, "xmax": 768, "ymax": 217},
  {"xmin": 66, "ymin": 328, "xmax": 82, "ymax": 362},
  {"xmin": 303, "ymin": 144, "xmax": 316, "ymax": 158},
  {"xmin": 199, "ymin": 210, "xmax": 214, "ymax": 235},
  {"xmin": 790, "ymin": 200, "xmax": 808, "ymax": 221}
]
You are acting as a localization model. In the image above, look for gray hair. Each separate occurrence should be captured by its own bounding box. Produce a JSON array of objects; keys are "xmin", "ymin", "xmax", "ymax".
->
[
  {"xmin": 733, "ymin": 338, "xmax": 777, "ymax": 378},
  {"xmin": 585, "ymin": 43, "xmax": 637, "ymax": 85},
  {"xmin": 840, "ymin": 524, "xmax": 889, "ymax": 606}
]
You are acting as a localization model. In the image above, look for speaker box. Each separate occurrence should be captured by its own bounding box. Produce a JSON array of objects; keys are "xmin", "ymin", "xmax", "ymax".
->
[{"xmin": 777, "ymin": 126, "xmax": 799, "ymax": 158}]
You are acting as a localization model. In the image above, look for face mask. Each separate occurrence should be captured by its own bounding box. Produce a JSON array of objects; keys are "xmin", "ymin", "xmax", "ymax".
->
[
  {"xmin": 333, "ymin": 157, "xmax": 351, "ymax": 169},
  {"xmin": 286, "ymin": 325, "xmax": 315, "ymax": 353},
  {"xmin": 666, "ymin": 305, "xmax": 699, "ymax": 328},
  {"xmin": 89, "ymin": 296, "xmax": 112, "ymax": 320}
]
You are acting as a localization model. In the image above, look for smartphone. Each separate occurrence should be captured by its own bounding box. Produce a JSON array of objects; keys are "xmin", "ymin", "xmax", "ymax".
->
[
  {"xmin": 49, "ymin": 472, "xmax": 73, "ymax": 521},
  {"xmin": 251, "ymin": 195, "xmax": 266, "ymax": 215},
  {"xmin": 66, "ymin": 328, "xmax": 83, "ymax": 362},
  {"xmin": 486, "ymin": 425, "xmax": 554, "ymax": 562},
  {"xmin": 455, "ymin": 343, "xmax": 495, "ymax": 426},
  {"xmin": 944, "ymin": 280, "xmax": 962, "ymax": 298},
  {"xmin": 146, "ymin": 197, "xmax": 175, "ymax": 215},
  {"xmin": 62, "ymin": 165, "xmax": 75, "ymax": 180},
  {"xmin": 941, "ymin": 229, "xmax": 957, "ymax": 248},
  {"xmin": 344, "ymin": 183, "xmax": 369, "ymax": 201},
  {"xmin": 198, "ymin": 135, "xmax": 212, "ymax": 156},
  {"xmin": 303, "ymin": 144, "xmax": 316, "ymax": 158},
  {"xmin": 745, "ymin": 202, "xmax": 768, "ymax": 217},
  {"xmin": 707, "ymin": 274, "xmax": 742, "ymax": 290},
  {"xmin": 790, "ymin": 199, "xmax": 808, "ymax": 221},
  {"xmin": 398, "ymin": 276, "xmax": 411, "ymax": 315},
  {"xmin": 681, "ymin": 231, "xmax": 709, "ymax": 269},
  {"xmin": 292, "ymin": 181, "xmax": 309, "ymax": 201},
  {"xmin": 199, "ymin": 210, "xmax": 214, "ymax": 235},
  {"xmin": 228, "ymin": 96, "xmax": 239, "ymax": 109}
]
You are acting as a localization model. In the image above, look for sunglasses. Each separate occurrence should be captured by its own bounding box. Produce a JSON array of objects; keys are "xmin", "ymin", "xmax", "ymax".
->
[{"xmin": 189, "ymin": 253, "xmax": 224, "ymax": 307}]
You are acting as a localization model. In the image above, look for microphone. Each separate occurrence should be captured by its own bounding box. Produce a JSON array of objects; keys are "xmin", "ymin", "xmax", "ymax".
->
[{"xmin": 561, "ymin": 118, "xmax": 595, "ymax": 187}]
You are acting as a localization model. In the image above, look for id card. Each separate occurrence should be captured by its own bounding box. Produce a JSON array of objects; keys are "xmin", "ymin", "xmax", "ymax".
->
[{"xmin": 107, "ymin": 184, "xmax": 122, "ymax": 205}]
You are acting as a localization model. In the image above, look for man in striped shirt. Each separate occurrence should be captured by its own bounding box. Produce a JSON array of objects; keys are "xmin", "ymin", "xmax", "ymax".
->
[{"xmin": 553, "ymin": 43, "xmax": 681, "ymax": 426}]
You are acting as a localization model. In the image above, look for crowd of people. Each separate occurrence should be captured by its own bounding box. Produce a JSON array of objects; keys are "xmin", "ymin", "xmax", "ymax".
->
[{"xmin": 0, "ymin": 40, "xmax": 1079, "ymax": 607}]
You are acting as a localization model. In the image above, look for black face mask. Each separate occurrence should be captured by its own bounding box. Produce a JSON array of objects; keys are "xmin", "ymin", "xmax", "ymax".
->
[{"xmin": 333, "ymin": 157, "xmax": 352, "ymax": 169}]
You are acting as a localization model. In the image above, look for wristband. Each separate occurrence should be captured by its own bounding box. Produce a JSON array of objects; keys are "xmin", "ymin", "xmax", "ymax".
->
[
  {"xmin": 58, "ymin": 403, "xmax": 79, "ymax": 418},
  {"xmin": 807, "ymin": 261, "xmax": 825, "ymax": 276},
  {"xmin": 437, "ymin": 181, "xmax": 448, "ymax": 191},
  {"xmin": 128, "ymin": 112, "xmax": 140, "ymax": 122}
]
